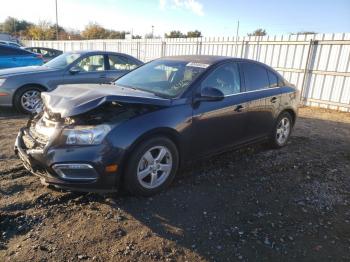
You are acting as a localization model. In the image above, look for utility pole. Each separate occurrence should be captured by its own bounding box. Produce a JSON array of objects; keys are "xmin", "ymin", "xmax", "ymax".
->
[
  {"xmin": 235, "ymin": 20, "xmax": 240, "ymax": 57},
  {"xmin": 151, "ymin": 25, "xmax": 154, "ymax": 39},
  {"xmin": 55, "ymin": 0, "xmax": 59, "ymax": 40},
  {"xmin": 13, "ymin": 18, "xmax": 16, "ymax": 35}
]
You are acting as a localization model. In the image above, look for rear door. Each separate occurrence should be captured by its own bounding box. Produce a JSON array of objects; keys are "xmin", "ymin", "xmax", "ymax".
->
[
  {"xmin": 106, "ymin": 54, "xmax": 141, "ymax": 82},
  {"xmin": 0, "ymin": 46, "xmax": 41, "ymax": 68},
  {"xmin": 240, "ymin": 62, "xmax": 282, "ymax": 140},
  {"xmin": 0, "ymin": 46, "xmax": 14, "ymax": 68},
  {"xmin": 63, "ymin": 54, "xmax": 110, "ymax": 84},
  {"xmin": 192, "ymin": 62, "xmax": 248, "ymax": 157}
]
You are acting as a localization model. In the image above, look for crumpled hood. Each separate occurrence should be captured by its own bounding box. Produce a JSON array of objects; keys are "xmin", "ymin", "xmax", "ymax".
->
[
  {"xmin": 0, "ymin": 65, "xmax": 57, "ymax": 77},
  {"xmin": 41, "ymin": 84, "xmax": 172, "ymax": 118}
]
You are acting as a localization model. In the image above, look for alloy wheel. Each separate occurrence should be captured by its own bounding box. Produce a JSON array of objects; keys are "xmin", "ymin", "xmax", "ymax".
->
[
  {"xmin": 20, "ymin": 90, "xmax": 42, "ymax": 113},
  {"xmin": 276, "ymin": 117, "xmax": 291, "ymax": 145},
  {"xmin": 137, "ymin": 146, "xmax": 173, "ymax": 189}
]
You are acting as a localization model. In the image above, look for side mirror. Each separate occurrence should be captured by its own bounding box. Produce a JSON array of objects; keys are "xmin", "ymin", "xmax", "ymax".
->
[
  {"xmin": 69, "ymin": 66, "xmax": 80, "ymax": 75},
  {"xmin": 195, "ymin": 87, "xmax": 225, "ymax": 102}
]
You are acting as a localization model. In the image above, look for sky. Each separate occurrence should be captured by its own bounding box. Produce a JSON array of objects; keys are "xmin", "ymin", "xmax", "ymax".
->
[{"xmin": 0, "ymin": 0, "xmax": 349, "ymax": 37}]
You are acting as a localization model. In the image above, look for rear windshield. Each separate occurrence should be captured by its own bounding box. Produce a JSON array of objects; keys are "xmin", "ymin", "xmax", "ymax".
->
[{"xmin": 115, "ymin": 59, "xmax": 208, "ymax": 98}]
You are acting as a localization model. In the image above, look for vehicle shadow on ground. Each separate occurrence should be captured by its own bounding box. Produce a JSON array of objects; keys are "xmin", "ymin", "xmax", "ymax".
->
[
  {"xmin": 104, "ymin": 144, "xmax": 283, "ymax": 260},
  {"xmin": 0, "ymin": 107, "xmax": 23, "ymax": 118},
  {"xmin": 1, "ymin": 115, "xmax": 350, "ymax": 260},
  {"xmin": 100, "ymin": 117, "xmax": 350, "ymax": 260}
]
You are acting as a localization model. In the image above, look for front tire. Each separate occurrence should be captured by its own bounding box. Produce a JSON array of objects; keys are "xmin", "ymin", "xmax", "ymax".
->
[
  {"xmin": 14, "ymin": 86, "xmax": 44, "ymax": 114},
  {"xmin": 268, "ymin": 112, "xmax": 293, "ymax": 148},
  {"xmin": 124, "ymin": 137, "xmax": 179, "ymax": 197}
]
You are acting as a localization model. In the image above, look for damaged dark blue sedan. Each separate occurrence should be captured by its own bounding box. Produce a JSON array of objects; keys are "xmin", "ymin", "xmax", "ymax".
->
[{"xmin": 15, "ymin": 56, "xmax": 299, "ymax": 196}]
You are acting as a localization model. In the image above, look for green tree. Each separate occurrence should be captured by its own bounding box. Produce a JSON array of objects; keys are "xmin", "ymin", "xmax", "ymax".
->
[
  {"xmin": 292, "ymin": 31, "xmax": 317, "ymax": 35},
  {"xmin": 0, "ymin": 16, "xmax": 33, "ymax": 37},
  {"xmin": 27, "ymin": 21, "xmax": 56, "ymax": 40},
  {"xmin": 81, "ymin": 23, "xmax": 108, "ymax": 39},
  {"xmin": 187, "ymin": 30, "xmax": 202, "ymax": 38},
  {"xmin": 132, "ymin": 35, "xmax": 142, "ymax": 39},
  {"xmin": 107, "ymin": 30, "xmax": 126, "ymax": 39},
  {"xmin": 165, "ymin": 30, "xmax": 186, "ymax": 38},
  {"xmin": 248, "ymin": 28, "xmax": 267, "ymax": 36}
]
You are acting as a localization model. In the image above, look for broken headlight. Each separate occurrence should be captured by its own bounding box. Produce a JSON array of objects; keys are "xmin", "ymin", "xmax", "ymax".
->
[{"xmin": 62, "ymin": 125, "xmax": 111, "ymax": 145}]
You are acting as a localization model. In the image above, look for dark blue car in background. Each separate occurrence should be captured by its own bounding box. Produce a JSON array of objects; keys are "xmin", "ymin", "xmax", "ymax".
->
[{"xmin": 0, "ymin": 45, "xmax": 43, "ymax": 69}]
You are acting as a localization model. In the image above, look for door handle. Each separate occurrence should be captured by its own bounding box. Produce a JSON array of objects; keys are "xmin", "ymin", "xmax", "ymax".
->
[
  {"xmin": 234, "ymin": 105, "xmax": 244, "ymax": 112},
  {"xmin": 270, "ymin": 97, "xmax": 277, "ymax": 103}
]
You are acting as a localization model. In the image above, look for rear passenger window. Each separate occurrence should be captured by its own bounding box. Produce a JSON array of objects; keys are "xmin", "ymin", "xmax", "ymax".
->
[
  {"xmin": 267, "ymin": 70, "xmax": 279, "ymax": 88},
  {"xmin": 108, "ymin": 55, "xmax": 139, "ymax": 70},
  {"xmin": 241, "ymin": 63, "xmax": 269, "ymax": 91}
]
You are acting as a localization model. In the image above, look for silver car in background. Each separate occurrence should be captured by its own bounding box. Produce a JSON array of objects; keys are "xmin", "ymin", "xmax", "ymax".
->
[{"xmin": 0, "ymin": 50, "xmax": 143, "ymax": 113}]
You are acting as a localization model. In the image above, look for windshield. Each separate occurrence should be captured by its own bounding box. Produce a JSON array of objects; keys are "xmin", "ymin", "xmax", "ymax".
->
[
  {"xmin": 115, "ymin": 59, "xmax": 208, "ymax": 98},
  {"xmin": 45, "ymin": 53, "xmax": 81, "ymax": 69}
]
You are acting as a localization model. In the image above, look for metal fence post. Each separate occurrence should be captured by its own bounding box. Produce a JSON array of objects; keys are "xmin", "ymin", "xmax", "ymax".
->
[
  {"xmin": 300, "ymin": 39, "xmax": 318, "ymax": 103},
  {"xmin": 160, "ymin": 41, "xmax": 166, "ymax": 56},
  {"xmin": 136, "ymin": 41, "xmax": 140, "ymax": 60},
  {"xmin": 240, "ymin": 40, "xmax": 245, "ymax": 58},
  {"xmin": 196, "ymin": 38, "xmax": 202, "ymax": 55}
]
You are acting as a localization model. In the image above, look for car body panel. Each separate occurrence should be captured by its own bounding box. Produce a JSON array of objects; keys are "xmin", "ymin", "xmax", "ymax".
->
[
  {"xmin": 192, "ymin": 93, "xmax": 249, "ymax": 157},
  {"xmin": 0, "ymin": 46, "xmax": 43, "ymax": 69},
  {"xmin": 41, "ymin": 84, "xmax": 173, "ymax": 117},
  {"xmin": 244, "ymin": 87, "xmax": 282, "ymax": 140}
]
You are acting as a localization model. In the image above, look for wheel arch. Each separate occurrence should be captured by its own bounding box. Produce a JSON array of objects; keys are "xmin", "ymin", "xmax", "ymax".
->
[
  {"xmin": 280, "ymin": 108, "xmax": 297, "ymax": 126},
  {"xmin": 119, "ymin": 127, "xmax": 182, "ymax": 185},
  {"xmin": 12, "ymin": 83, "xmax": 48, "ymax": 105},
  {"xmin": 126, "ymin": 127, "xmax": 181, "ymax": 160}
]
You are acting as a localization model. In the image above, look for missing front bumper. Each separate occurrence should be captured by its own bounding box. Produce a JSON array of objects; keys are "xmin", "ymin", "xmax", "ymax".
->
[{"xmin": 14, "ymin": 128, "xmax": 121, "ymax": 192}]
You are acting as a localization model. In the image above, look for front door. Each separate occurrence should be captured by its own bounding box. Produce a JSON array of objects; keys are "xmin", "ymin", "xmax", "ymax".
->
[
  {"xmin": 62, "ymin": 54, "xmax": 109, "ymax": 85},
  {"xmin": 192, "ymin": 62, "xmax": 248, "ymax": 158}
]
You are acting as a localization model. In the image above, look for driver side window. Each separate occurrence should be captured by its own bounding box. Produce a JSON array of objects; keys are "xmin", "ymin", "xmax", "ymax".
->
[
  {"xmin": 76, "ymin": 55, "xmax": 105, "ymax": 72},
  {"xmin": 201, "ymin": 63, "xmax": 241, "ymax": 96}
]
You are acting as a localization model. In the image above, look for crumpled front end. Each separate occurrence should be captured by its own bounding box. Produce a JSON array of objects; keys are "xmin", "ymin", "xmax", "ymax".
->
[{"xmin": 14, "ymin": 108, "xmax": 127, "ymax": 192}]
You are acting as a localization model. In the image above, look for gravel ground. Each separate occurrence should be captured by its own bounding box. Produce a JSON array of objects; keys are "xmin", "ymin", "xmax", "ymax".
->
[{"xmin": 0, "ymin": 106, "xmax": 350, "ymax": 262}]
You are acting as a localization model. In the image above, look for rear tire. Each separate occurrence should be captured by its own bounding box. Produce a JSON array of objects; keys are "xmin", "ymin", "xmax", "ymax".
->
[
  {"xmin": 14, "ymin": 86, "xmax": 44, "ymax": 114},
  {"xmin": 124, "ymin": 137, "xmax": 179, "ymax": 197},
  {"xmin": 268, "ymin": 112, "xmax": 293, "ymax": 148}
]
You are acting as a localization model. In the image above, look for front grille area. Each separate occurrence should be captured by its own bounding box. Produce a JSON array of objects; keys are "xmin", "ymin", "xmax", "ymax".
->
[
  {"xmin": 29, "ymin": 125, "xmax": 49, "ymax": 145},
  {"xmin": 25, "ymin": 114, "xmax": 60, "ymax": 149}
]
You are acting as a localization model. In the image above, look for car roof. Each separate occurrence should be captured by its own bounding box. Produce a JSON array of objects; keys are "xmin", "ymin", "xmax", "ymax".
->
[
  {"xmin": 159, "ymin": 55, "xmax": 284, "ymax": 79},
  {"xmin": 0, "ymin": 44, "xmax": 24, "ymax": 50},
  {"xmin": 160, "ymin": 55, "xmax": 271, "ymax": 66},
  {"xmin": 62, "ymin": 50, "xmax": 143, "ymax": 63},
  {"xmin": 65, "ymin": 50, "xmax": 131, "ymax": 55},
  {"xmin": 161, "ymin": 55, "xmax": 230, "ymax": 64},
  {"xmin": 0, "ymin": 40, "xmax": 21, "ymax": 46},
  {"xmin": 25, "ymin": 47, "xmax": 62, "ymax": 51}
]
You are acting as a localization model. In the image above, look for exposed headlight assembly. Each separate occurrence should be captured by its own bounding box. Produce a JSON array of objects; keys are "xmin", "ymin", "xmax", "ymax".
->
[{"xmin": 63, "ymin": 125, "xmax": 111, "ymax": 145}]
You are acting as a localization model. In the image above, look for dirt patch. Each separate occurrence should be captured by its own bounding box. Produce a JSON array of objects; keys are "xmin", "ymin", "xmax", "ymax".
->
[{"xmin": 0, "ymin": 106, "xmax": 350, "ymax": 261}]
